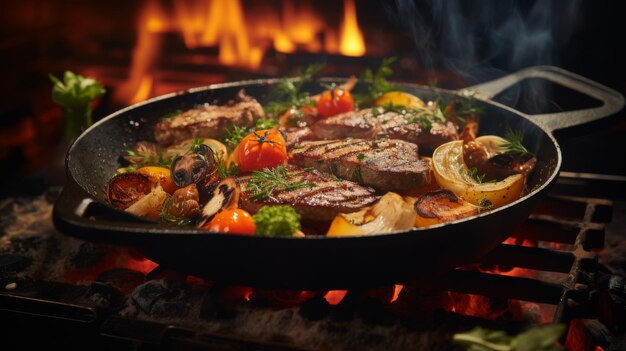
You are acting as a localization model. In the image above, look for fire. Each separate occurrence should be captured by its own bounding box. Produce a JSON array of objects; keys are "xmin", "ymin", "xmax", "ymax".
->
[
  {"xmin": 339, "ymin": 0, "xmax": 366, "ymax": 56},
  {"xmin": 324, "ymin": 290, "xmax": 348, "ymax": 305},
  {"xmin": 119, "ymin": 0, "xmax": 367, "ymax": 105}
]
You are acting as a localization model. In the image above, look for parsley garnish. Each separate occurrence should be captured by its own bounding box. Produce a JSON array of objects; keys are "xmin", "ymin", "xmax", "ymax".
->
[
  {"xmin": 264, "ymin": 63, "xmax": 325, "ymax": 118},
  {"xmin": 468, "ymin": 167, "xmax": 486, "ymax": 184},
  {"xmin": 223, "ymin": 125, "xmax": 249, "ymax": 149},
  {"xmin": 246, "ymin": 166, "xmax": 316, "ymax": 201},
  {"xmin": 354, "ymin": 56, "xmax": 398, "ymax": 107},
  {"xmin": 357, "ymin": 153, "xmax": 366, "ymax": 160}
]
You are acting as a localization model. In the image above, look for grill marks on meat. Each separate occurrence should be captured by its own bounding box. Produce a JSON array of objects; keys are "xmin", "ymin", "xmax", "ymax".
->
[
  {"xmin": 310, "ymin": 108, "xmax": 458, "ymax": 154},
  {"xmin": 237, "ymin": 166, "xmax": 378, "ymax": 221},
  {"xmin": 289, "ymin": 139, "xmax": 431, "ymax": 191},
  {"xmin": 154, "ymin": 90, "xmax": 263, "ymax": 146}
]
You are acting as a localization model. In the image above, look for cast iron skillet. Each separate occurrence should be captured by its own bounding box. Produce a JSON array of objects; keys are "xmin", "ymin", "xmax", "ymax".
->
[{"xmin": 53, "ymin": 66, "xmax": 624, "ymax": 289}]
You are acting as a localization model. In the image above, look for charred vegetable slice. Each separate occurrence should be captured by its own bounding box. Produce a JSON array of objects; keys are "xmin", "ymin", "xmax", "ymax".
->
[
  {"xmin": 107, "ymin": 172, "xmax": 152, "ymax": 210},
  {"xmin": 170, "ymin": 143, "xmax": 217, "ymax": 187},
  {"xmin": 327, "ymin": 192, "xmax": 416, "ymax": 236},
  {"xmin": 125, "ymin": 185, "xmax": 169, "ymax": 220},
  {"xmin": 413, "ymin": 189, "xmax": 479, "ymax": 228}
]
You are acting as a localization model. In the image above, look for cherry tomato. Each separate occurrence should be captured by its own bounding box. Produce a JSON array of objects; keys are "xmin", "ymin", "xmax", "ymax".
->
[
  {"xmin": 316, "ymin": 88, "xmax": 354, "ymax": 118},
  {"xmin": 136, "ymin": 166, "xmax": 178, "ymax": 194},
  {"xmin": 203, "ymin": 209, "xmax": 256, "ymax": 235},
  {"xmin": 237, "ymin": 129, "xmax": 287, "ymax": 173}
]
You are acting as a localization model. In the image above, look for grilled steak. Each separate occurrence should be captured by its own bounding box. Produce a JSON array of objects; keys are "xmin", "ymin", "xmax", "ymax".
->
[
  {"xmin": 236, "ymin": 166, "xmax": 378, "ymax": 221},
  {"xmin": 154, "ymin": 90, "xmax": 263, "ymax": 146},
  {"xmin": 310, "ymin": 108, "xmax": 458, "ymax": 154},
  {"xmin": 289, "ymin": 138, "xmax": 431, "ymax": 191},
  {"xmin": 310, "ymin": 110, "xmax": 380, "ymax": 139},
  {"xmin": 281, "ymin": 127, "xmax": 317, "ymax": 149}
]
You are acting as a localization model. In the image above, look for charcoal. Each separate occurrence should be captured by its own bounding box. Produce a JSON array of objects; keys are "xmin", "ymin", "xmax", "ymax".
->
[
  {"xmin": 298, "ymin": 295, "xmax": 331, "ymax": 321},
  {"xmin": 69, "ymin": 242, "xmax": 107, "ymax": 269},
  {"xmin": 96, "ymin": 268, "xmax": 146, "ymax": 295},
  {"xmin": 125, "ymin": 279, "xmax": 191, "ymax": 318},
  {"xmin": 0, "ymin": 254, "xmax": 32, "ymax": 277}
]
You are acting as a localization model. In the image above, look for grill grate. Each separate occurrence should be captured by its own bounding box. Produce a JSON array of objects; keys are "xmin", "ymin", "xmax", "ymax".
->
[{"xmin": 0, "ymin": 173, "xmax": 621, "ymax": 350}]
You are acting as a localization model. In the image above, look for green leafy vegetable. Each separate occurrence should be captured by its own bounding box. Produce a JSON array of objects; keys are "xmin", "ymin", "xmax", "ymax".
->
[
  {"xmin": 353, "ymin": 56, "xmax": 398, "ymax": 107},
  {"xmin": 49, "ymin": 71, "xmax": 105, "ymax": 108},
  {"xmin": 255, "ymin": 117, "xmax": 278, "ymax": 130},
  {"xmin": 452, "ymin": 324, "xmax": 565, "ymax": 351},
  {"xmin": 246, "ymin": 166, "xmax": 316, "ymax": 201},
  {"xmin": 501, "ymin": 128, "xmax": 534, "ymax": 157},
  {"xmin": 252, "ymin": 205, "xmax": 301, "ymax": 237},
  {"xmin": 49, "ymin": 70, "xmax": 106, "ymax": 142}
]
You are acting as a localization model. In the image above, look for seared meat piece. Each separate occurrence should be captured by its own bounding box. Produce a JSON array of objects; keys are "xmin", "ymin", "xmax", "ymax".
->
[
  {"xmin": 237, "ymin": 166, "xmax": 378, "ymax": 221},
  {"xmin": 154, "ymin": 90, "xmax": 263, "ymax": 146},
  {"xmin": 281, "ymin": 127, "xmax": 317, "ymax": 149},
  {"xmin": 309, "ymin": 108, "xmax": 458, "ymax": 154},
  {"xmin": 376, "ymin": 110, "xmax": 458, "ymax": 154},
  {"xmin": 289, "ymin": 138, "xmax": 431, "ymax": 191},
  {"xmin": 310, "ymin": 109, "xmax": 380, "ymax": 139}
]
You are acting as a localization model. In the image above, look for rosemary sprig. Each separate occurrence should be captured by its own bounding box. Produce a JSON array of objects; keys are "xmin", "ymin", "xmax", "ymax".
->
[
  {"xmin": 246, "ymin": 166, "xmax": 316, "ymax": 201},
  {"xmin": 159, "ymin": 197, "xmax": 192, "ymax": 226},
  {"xmin": 501, "ymin": 128, "xmax": 534, "ymax": 157}
]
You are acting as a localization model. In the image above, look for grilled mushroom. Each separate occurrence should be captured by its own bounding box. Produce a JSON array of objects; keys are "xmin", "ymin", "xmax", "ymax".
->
[
  {"xmin": 170, "ymin": 144, "xmax": 217, "ymax": 187},
  {"xmin": 196, "ymin": 177, "xmax": 240, "ymax": 228}
]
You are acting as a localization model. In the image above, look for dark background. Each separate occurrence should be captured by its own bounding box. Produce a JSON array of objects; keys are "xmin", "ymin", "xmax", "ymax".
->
[{"xmin": 0, "ymin": 0, "xmax": 625, "ymax": 198}]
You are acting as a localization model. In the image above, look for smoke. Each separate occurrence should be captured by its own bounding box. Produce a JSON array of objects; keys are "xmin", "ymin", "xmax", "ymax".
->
[{"xmin": 385, "ymin": 0, "xmax": 582, "ymax": 85}]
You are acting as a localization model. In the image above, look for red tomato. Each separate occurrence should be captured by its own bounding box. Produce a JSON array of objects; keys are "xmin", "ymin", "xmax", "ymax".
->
[
  {"xmin": 236, "ymin": 129, "xmax": 288, "ymax": 173},
  {"xmin": 203, "ymin": 209, "xmax": 256, "ymax": 235},
  {"xmin": 316, "ymin": 88, "xmax": 354, "ymax": 118}
]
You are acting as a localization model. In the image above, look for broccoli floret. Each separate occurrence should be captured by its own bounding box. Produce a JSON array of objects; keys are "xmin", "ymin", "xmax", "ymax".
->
[{"xmin": 252, "ymin": 205, "xmax": 301, "ymax": 237}]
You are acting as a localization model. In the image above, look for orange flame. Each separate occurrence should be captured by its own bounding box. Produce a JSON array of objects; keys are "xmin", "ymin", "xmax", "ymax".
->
[
  {"xmin": 339, "ymin": 0, "xmax": 366, "ymax": 56},
  {"xmin": 120, "ymin": 0, "xmax": 366, "ymax": 105}
]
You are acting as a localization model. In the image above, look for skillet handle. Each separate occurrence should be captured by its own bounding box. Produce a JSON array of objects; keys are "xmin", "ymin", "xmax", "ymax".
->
[
  {"xmin": 52, "ymin": 179, "xmax": 161, "ymax": 241},
  {"xmin": 463, "ymin": 65, "xmax": 625, "ymax": 132}
]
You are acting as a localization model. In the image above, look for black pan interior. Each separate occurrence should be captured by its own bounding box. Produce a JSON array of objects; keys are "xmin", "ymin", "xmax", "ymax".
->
[{"xmin": 63, "ymin": 80, "xmax": 560, "ymax": 289}]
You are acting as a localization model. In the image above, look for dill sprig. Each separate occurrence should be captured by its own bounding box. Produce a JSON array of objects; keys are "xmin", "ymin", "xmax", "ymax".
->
[
  {"xmin": 501, "ymin": 128, "xmax": 534, "ymax": 157},
  {"xmin": 246, "ymin": 166, "xmax": 316, "ymax": 201}
]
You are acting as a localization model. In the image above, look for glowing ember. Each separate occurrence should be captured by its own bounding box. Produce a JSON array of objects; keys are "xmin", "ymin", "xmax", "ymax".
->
[
  {"xmin": 391, "ymin": 284, "xmax": 403, "ymax": 302},
  {"xmin": 324, "ymin": 290, "xmax": 348, "ymax": 305}
]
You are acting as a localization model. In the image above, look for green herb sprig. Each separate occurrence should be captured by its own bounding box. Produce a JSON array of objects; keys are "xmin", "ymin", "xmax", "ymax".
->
[
  {"xmin": 264, "ymin": 63, "xmax": 325, "ymax": 118},
  {"xmin": 501, "ymin": 128, "xmax": 534, "ymax": 157},
  {"xmin": 223, "ymin": 125, "xmax": 249, "ymax": 149},
  {"xmin": 159, "ymin": 197, "xmax": 193, "ymax": 226},
  {"xmin": 453, "ymin": 324, "xmax": 565, "ymax": 351},
  {"xmin": 354, "ymin": 56, "xmax": 398, "ymax": 107},
  {"xmin": 246, "ymin": 166, "xmax": 316, "ymax": 201}
]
